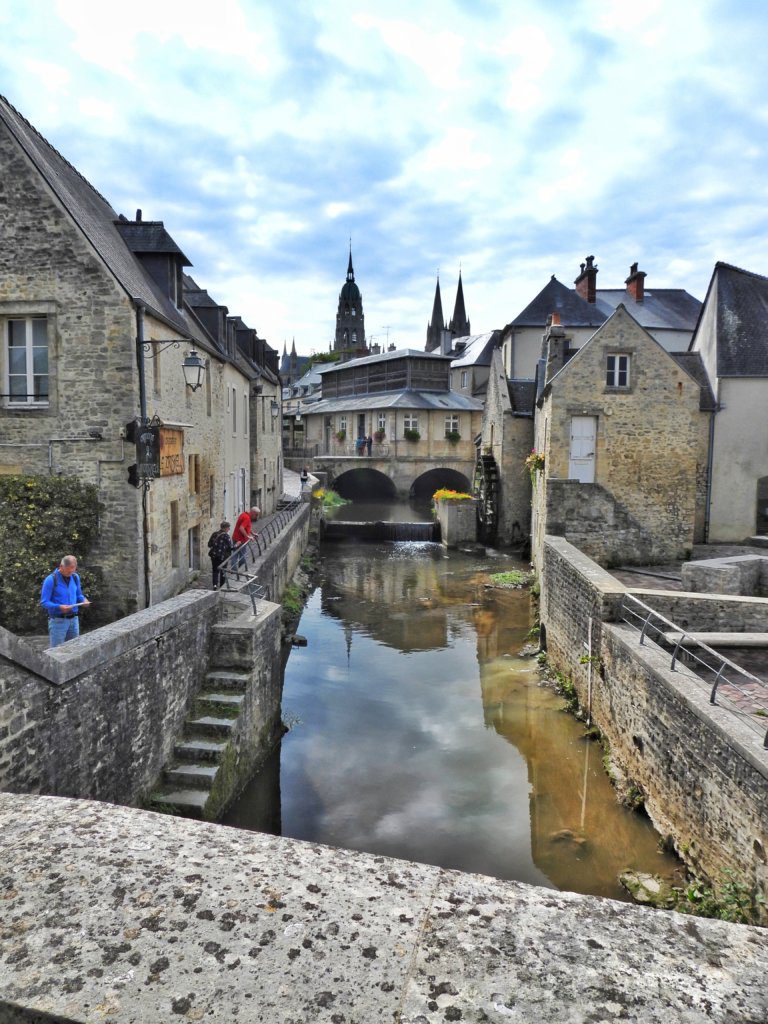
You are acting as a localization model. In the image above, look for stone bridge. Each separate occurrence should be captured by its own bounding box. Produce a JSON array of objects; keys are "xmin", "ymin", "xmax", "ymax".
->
[{"xmin": 312, "ymin": 450, "xmax": 475, "ymax": 500}]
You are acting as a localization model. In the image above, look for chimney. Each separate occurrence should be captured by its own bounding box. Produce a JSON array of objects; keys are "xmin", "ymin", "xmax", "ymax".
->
[
  {"xmin": 574, "ymin": 255, "xmax": 598, "ymax": 303},
  {"xmin": 625, "ymin": 262, "xmax": 646, "ymax": 302},
  {"xmin": 135, "ymin": 209, "xmax": 142, "ymax": 222},
  {"xmin": 543, "ymin": 314, "xmax": 567, "ymax": 385}
]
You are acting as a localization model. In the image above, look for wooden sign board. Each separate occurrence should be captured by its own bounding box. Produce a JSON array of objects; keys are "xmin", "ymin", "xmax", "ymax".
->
[{"xmin": 159, "ymin": 428, "xmax": 184, "ymax": 476}]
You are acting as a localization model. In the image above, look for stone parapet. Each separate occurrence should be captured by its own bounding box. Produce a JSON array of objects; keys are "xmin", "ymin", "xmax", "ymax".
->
[{"xmin": 0, "ymin": 794, "xmax": 766, "ymax": 1023}]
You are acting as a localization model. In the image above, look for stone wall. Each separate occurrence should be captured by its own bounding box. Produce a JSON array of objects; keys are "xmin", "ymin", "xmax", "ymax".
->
[
  {"xmin": 435, "ymin": 496, "xmax": 477, "ymax": 547},
  {"xmin": 533, "ymin": 307, "xmax": 703, "ymax": 568},
  {"xmin": 478, "ymin": 350, "xmax": 533, "ymax": 545},
  {"xmin": 633, "ymin": 588, "xmax": 768, "ymax": 632},
  {"xmin": 1, "ymin": 793, "xmax": 766, "ymax": 1023},
  {"xmin": 0, "ymin": 508, "xmax": 310, "ymax": 808},
  {"xmin": 0, "ymin": 591, "xmax": 219, "ymax": 802},
  {"xmin": 541, "ymin": 536, "xmax": 768, "ymax": 913},
  {"xmin": 681, "ymin": 554, "xmax": 768, "ymax": 597}
]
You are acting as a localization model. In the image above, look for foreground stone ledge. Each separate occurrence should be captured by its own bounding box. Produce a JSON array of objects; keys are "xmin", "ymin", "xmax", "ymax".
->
[{"xmin": 0, "ymin": 795, "xmax": 766, "ymax": 1023}]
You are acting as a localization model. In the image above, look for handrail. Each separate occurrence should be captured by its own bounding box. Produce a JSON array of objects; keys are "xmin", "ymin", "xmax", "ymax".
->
[
  {"xmin": 620, "ymin": 593, "xmax": 768, "ymax": 748},
  {"xmin": 218, "ymin": 498, "xmax": 305, "ymax": 610}
]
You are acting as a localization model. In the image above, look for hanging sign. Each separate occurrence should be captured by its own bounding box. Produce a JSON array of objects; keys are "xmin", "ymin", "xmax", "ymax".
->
[
  {"xmin": 136, "ymin": 424, "xmax": 160, "ymax": 479},
  {"xmin": 159, "ymin": 427, "xmax": 184, "ymax": 476}
]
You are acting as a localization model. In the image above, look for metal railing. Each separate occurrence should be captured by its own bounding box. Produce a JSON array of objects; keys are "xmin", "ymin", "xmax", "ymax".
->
[
  {"xmin": 316, "ymin": 443, "xmax": 391, "ymax": 458},
  {"xmin": 218, "ymin": 498, "xmax": 305, "ymax": 612},
  {"xmin": 619, "ymin": 593, "xmax": 768, "ymax": 747}
]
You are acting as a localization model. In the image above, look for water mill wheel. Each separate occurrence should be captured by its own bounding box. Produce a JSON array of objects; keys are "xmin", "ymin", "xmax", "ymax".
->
[{"xmin": 473, "ymin": 453, "xmax": 499, "ymax": 543}]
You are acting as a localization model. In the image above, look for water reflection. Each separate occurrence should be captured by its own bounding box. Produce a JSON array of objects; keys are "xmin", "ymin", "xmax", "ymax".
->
[
  {"xmin": 327, "ymin": 498, "xmax": 433, "ymax": 523},
  {"xmin": 224, "ymin": 543, "xmax": 680, "ymax": 900}
]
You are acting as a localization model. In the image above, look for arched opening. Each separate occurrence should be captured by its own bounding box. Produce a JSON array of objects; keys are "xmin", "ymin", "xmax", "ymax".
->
[
  {"xmin": 334, "ymin": 468, "xmax": 397, "ymax": 501},
  {"xmin": 409, "ymin": 468, "xmax": 471, "ymax": 501}
]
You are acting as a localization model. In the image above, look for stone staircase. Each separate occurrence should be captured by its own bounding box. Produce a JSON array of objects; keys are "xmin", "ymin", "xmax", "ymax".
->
[{"xmin": 150, "ymin": 667, "xmax": 250, "ymax": 819}]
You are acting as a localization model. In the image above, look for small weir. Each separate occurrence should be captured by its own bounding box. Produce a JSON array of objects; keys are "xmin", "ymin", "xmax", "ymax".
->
[{"xmin": 322, "ymin": 519, "xmax": 440, "ymax": 542}]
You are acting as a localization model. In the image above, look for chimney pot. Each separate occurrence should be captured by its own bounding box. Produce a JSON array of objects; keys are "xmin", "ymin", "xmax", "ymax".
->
[
  {"xmin": 625, "ymin": 262, "xmax": 647, "ymax": 303},
  {"xmin": 574, "ymin": 255, "xmax": 598, "ymax": 304},
  {"xmin": 136, "ymin": 209, "xmax": 142, "ymax": 222}
]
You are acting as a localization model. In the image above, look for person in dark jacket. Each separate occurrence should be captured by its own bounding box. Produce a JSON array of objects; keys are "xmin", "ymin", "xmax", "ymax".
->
[{"xmin": 208, "ymin": 521, "xmax": 234, "ymax": 589}]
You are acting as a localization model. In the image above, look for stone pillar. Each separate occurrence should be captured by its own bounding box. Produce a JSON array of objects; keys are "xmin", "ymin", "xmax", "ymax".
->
[{"xmin": 435, "ymin": 497, "xmax": 478, "ymax": 548}]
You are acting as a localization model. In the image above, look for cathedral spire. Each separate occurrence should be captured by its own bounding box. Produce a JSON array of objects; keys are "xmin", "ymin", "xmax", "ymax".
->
[
  {"xmin": 449, "ymin": 269, "xmax": 470, "ymax": 337},
  {"xmin": 347, "ymin": 240, "xmax": 354, "ymax": 282},
  {"xmin": 425, "ymin": 274, "xmax": 445, "ymax": 352},
  {"xmin": 334, "ymin": 247, "xmax": 366, "ymax": 361}
]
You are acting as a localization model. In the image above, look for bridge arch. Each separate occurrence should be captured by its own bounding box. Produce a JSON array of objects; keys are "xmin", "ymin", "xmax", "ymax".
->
[
  {"xmin": 409, "ymin": 467, "xmax": 471, "ymax": 501},
  {"xmin": 333, "ymin": 467, "xmax": 397, "ymax": 501}
]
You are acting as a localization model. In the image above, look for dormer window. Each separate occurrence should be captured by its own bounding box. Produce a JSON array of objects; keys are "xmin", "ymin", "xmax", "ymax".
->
[{"xmin": 606, "ymin": 353, "xmax": 630, "ymax": 389}]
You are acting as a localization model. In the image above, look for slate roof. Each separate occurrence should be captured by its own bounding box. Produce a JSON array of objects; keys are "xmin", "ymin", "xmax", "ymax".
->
[
  {"xmin": 0, "ymin": 94, "xmax": 191, "ymax": 338},
  {"xmin": 699, "ymin": 263, "xmax": 768, "ymax": 377},
  {"xmin": 509, "ymin": 274, "xmax": 701, "ymax": 335},
  {"xmin": 669, "ymin": 353, "xmax": 717, "ymax": 411},
  {"xmin": 450, "ymin": 332, "xmax": 499, "ymax": 368},
  {"xmin": 316, "ymin": 348, "xmax": 452, "ymax": 372},
  {"xmin": 116, "ymin": 220, "xmax": 191, "ymax": 262},
  {"xmin": 510, "ymin": 277, "xmax": 607, "ymax": 329},
  {"xmin": 304, "ymin": 390, "xmax": 483, "ymax": 415},
  {"xmin": 595, "ymin": 289, "xmax": 701, "ymax": 332},
  {"xmin": 508, "ymin": 379, "xmax": 537, "ymax": 416}
]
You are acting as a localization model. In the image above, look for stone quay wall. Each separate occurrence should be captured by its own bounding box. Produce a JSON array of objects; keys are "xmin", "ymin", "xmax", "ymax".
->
[
  {"xmin": 434, "ymin": 496, "xmax": 477, "ymax": 547},
  {"xmin": 0, "ymin": 508, "xmax": 310, "ymax": 808},
  {"xmin": 0, "ymin": 794, "xmax": 766, "ymax": 1024},
  {"xmin": 632, "ymin": 588, "xmax": 768, "ymax": 633},
  {"xmin": 541, "ymin": 536, "xmax": 768, "ymax": 913}
]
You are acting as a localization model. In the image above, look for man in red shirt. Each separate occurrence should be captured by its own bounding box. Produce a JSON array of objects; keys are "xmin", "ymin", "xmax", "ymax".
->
[{"xmin": 233, "ymin": 506, "xmax": 260, "ymax": 568}]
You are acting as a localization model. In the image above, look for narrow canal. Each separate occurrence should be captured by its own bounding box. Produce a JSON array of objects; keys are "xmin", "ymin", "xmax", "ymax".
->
[{"xmin": 225, "ymin": 516, "xmax": 680, "ymax": 902}]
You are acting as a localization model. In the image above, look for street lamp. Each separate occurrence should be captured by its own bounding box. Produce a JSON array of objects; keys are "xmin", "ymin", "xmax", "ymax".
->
[
  {"xmin": 182, "ymin": 349, "xmax": 206, "ymax": 391},
  {"xmin": 270, "ymin": 399, "xmax": 280, "ymax": 418}
]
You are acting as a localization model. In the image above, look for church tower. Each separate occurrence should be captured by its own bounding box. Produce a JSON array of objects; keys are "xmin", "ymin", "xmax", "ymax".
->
[
  {"xmin": 334, "ymin": 247, "xmax": 367, "ymax": 361},
  {"xmin": 425, "ymin": 274, "xmax": 445, "ymax": 352},
  {"xmin": 448, "ymin": 269, "xmax": 470, "ymax": 338}
]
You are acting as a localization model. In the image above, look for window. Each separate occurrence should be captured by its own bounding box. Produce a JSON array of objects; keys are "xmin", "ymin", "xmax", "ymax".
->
[
  {"xmin": 232, "ymin": 386, "xmax": 237, "ymax": 433},
  {"xmin": 377, "ymin": 412, "xmax": 386, "ymax": 431},
  {"xmin": 243, "ymin": 395, "xmax": 248, "ymax": 435},
  {"xmin": 445, "ymin": 414, "xmax": 459, "ymax": 435},
  {"xmin": 606, "ymin": 353, "xmax": 631, "ymax": 388},
  {"xmin": 188, "ymin": 525, "xmax": 200, "ymax": 570},
  {"xmin": 460, "ymin": 370, "xmax": 468, "ymax": 389},
  {"xmin": 4, "ymin": 317, "xmax": 48, "ymax": 404},
  {"xmin": 188, "ymin": 454, "xmax": 201, "ymax": 494},
  {"xmin": 240, "ymin": 468, "xmax": 247, "ymax": 512},
  {"xmin": 339, "ymin": 415, "xmax": 347, "ymax": 433},
  {"xmin": 404, "ymin": 413, "xmax": 419, "ymax": 433},
  {"xmin": 352, "ymin": 331, "xmax": 357, "ymax": 344},
  {"xmin": 170, "ymin": 501, "xmax": 180, "ymax": 568}
]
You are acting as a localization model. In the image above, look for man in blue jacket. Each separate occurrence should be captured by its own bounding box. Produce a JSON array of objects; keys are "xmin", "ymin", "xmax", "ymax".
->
[{"xmin": 40, "ymin": 555, "xmax": 91, "ymax": 648}]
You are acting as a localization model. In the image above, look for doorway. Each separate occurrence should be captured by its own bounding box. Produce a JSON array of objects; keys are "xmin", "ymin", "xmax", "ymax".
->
[{"xmin": 568, "ymin": 416, "xmax": 596, "ymax": 483}]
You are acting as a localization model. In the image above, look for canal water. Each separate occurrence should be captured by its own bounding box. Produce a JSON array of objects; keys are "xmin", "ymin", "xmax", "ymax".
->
[{"xmin": 224, "ymin": 525, "xmax": 681, "ymax": 901}]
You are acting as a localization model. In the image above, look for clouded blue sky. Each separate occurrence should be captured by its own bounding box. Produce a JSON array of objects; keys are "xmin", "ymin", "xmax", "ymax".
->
[{"xmin": 1, "ymin": 0, "xmax": 767, "ymax": 356}]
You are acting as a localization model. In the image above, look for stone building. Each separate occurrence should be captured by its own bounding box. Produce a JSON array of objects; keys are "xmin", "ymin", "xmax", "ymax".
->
[
  {"xmin": 0, "ymin": 96, "xmax": 280, "ymax": 620},
  {"xmin": 301, "ymin": 348, "xmax": 482, "ymax": 467},
  {"xmin": 475, "ymin": 349, "xmax": 536, "ymax": 546},
  {"xmin": 531, "ymin": 306, "xmax": 708, "ymax": 568},
  {"xmin": 689, "ymin": 262, "xmax": 768, "ymax": 543},
  {"xmin": 502, "ymin": 256, "xmax": 701, "ymax": 380}
]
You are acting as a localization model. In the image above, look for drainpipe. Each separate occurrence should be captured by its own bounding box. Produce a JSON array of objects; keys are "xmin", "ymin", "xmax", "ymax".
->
[
  {"xmin": 703, "ymin": 394, "xmax": 720, "ymax": 545},
  {"xmin": 134, "ymin": 301, "xmax": 151, "ymax": 608}
]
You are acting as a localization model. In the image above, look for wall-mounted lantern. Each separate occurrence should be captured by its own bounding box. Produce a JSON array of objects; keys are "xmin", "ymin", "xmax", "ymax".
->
[{"xmin": 182, "ymin": 349, "xmax": 206, "ymax": 391}]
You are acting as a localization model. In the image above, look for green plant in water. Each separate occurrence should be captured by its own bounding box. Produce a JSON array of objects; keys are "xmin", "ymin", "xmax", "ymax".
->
[
  {"xmin": 488, "ymin": 570, "xmax": 529, "ymax": 586},
  {"xmin": 672, "ymin": 869, "xmax": 764, "ymax": 925},
  {"xmin": 313, "ymin": 487, "xmax": 349, "ymax": 508},
  {"xmin": 282, "ymin": 582, "xmax": 304, "ymax": 616}
]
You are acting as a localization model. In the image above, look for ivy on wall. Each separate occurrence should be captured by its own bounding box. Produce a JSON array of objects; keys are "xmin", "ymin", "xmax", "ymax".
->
[{"xmin": 0, "ymin": 475, "xmax": 104, "ymax": 635}]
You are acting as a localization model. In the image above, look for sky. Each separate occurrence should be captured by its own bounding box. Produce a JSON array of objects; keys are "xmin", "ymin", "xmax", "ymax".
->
[{"xmin": 1, "ymin": 0, "xmax": 768, "ymax": 357}]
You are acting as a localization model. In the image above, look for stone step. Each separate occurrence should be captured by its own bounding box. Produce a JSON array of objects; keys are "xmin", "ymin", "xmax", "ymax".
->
[
  {"xmin": 185, "ymin": 715, "xmax": 235, "ymax": 738},
  {"xmin": 196, "ymin": 691, "xmax": 245, "ymax": 708},
  {"xmin": 150, "ymin": 788, "xmax": 209, "ymax": 819},
  {"xmin": 165, "ymin": 763, "xmax": 219, "ymax": 789},
  {"xmin": 174, "ymin": 737, "xmax": 228, "ymax": 762},
  {"xmin": 204, "ymin": 670, "xmax": 250, "ymax": 692}
]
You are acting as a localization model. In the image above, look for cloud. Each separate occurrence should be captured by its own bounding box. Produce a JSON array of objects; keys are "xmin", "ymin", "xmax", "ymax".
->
[{"xmin": 1, "ymin": 0, "xmax": 768, "ymax": 351}]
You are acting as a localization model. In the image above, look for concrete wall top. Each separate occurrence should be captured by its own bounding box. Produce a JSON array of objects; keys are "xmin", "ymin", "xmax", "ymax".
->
[{"xmin": 0, "ymin": 794, "xmax": 766, "ymax": 1023}]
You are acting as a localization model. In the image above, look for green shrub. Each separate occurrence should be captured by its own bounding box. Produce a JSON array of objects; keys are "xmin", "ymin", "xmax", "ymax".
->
[{"xmin": 0, "ymin": 475, "xmax": 104, "ymax": 634}]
